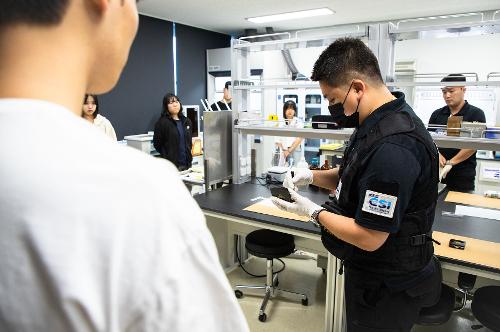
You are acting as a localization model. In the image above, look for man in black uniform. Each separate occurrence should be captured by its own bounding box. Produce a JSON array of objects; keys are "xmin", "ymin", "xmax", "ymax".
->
[
  {"xmin": 273, "ymin": 38, "xmax": 441, "ymax": 331},
  {"xmin": 429, "ymin": 74, "xmax": 486, "ymax": 192},
  {"xmin": 210, "ymin": 81, "xmax": 232, "ymax": 110}
]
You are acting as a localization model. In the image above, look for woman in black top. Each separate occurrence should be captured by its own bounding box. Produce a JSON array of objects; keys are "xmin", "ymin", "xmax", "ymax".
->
[{"xmin": 153, "ymin": 93, "xmax": 192, "ymax": 170}]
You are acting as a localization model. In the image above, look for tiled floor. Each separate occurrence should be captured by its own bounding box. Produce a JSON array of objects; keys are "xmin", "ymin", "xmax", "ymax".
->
[
  {"xmin": 227, "ymin": 256, "xmax": 495, "ymax": 332},
  {"xmin": 412, "ymin": 303, "xmax": 494, "ymax": 332}
]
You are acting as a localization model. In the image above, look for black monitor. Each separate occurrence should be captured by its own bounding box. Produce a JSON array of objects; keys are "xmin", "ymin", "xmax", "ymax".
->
[{"xmin": 185, "ymin": 105, "xmax": 199, "ymax": 137}]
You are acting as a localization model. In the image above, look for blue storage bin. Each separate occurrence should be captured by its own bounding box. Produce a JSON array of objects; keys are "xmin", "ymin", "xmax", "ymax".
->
[{"xmin": 485, "ymin": 128, "xmax": 500, "ymax": 139}]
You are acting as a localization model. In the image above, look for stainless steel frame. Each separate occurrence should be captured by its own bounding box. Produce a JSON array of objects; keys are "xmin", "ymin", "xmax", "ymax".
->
[
  {"xmin": 235, "ymin": 258, "xmax": 308, "ymax": 322},
  {"xmin": 203, "ymin": 111, "xmax": 233, "ymax": 190}
]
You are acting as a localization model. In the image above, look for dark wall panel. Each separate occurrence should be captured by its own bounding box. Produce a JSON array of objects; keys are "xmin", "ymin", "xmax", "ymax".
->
[
  {"xmin": 100, "ymin": 15, "xmax": 174, "ymax": 139},
  {"xmin": 176, "ymin": 24, "xmax": 230, "ymax": 108}
]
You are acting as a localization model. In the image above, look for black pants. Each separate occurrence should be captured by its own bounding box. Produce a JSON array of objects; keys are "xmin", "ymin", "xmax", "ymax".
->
[
  {"xmin": 441, "ymin": 175, "xmax": 475, "ymax": 192},
  {"xmin": 344, "ymin": 265, "xmax": 441, "ymax": 331}
]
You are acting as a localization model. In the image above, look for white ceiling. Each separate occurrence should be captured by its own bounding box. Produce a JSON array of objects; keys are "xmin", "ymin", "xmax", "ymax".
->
[{"xmin": 138, "ymin": 0, "xmax": 500, "ymax": 35}]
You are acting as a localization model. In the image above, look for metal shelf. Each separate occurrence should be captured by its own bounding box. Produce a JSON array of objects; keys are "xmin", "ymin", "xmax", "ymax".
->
[
  {"xmin": 233, "ymin": 31, "xmax": 366, "ymax": 52},
  {"xmin": 234, "ymin": 82, "xmax": 320, "ymax": 90},
  {"xmin": 432, "ymin": 135, "xmax": 500, "ymax": 151},
  {"xmin": 235, "ymin": 80, "xmax": 500, "ymax": 90},
  {"xmin": 235, "ymin": 125, "xmax": 354, "ymax": 140},
  {"xmin": 387, "ymin": 81, "xmax": 500, "ymax": 87},
  {"xmin": 235, "ymin": 125, "xmax": 500, "ymax": 150}
]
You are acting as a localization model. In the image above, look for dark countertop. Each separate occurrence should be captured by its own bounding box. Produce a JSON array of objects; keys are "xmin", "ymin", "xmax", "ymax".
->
[
  {"xmin": 194, "ymin": 181, "xmax": 327, "ymax": 235},
  {"xmin": 195, "ymin": 182, "xmax": 500, "ymax": 243},
  {"xmin": 434, "ymin": 190, "xmax": 500, "ymax": 244},
  {"xmin": 195, "ymin": 182, "xmax": 500, "ymax": 273}
]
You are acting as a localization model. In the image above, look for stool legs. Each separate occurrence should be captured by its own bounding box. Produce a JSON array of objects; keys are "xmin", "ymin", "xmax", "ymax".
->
[{"xmin": 234, "ymin": 258, "xmax": 308, "ymax": 322}]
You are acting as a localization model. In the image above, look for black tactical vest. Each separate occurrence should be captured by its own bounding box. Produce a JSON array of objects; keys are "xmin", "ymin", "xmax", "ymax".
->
[{"xmin": 321, "ymin": 104, "xmax": 439, "ymax": 276}]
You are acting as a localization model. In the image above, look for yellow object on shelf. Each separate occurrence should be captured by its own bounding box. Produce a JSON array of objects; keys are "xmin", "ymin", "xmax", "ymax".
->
[
  {"xmin": 319, "ymin": 143, "xmax": 344, "ymax": 151},
  {"xmin": 267, "ymin": 114, "xmax": 278, "ymax": 121}
]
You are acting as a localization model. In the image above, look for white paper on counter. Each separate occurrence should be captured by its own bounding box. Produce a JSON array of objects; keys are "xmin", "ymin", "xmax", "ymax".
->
[{"xmin": 454, "ymin": 205, "xmax": 500, "ymax": 221}]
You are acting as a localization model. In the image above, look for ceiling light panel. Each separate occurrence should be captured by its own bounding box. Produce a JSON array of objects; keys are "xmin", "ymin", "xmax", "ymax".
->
[{"xmin": 247, "ymin": 8, "xmax": 334, "ymax": 24}]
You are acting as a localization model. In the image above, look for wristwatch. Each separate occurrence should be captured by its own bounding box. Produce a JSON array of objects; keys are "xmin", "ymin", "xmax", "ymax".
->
[
  {"xmin": 445, "ymin": 160, "xmax": 454, "ymax": 166},
  {"xmin": 310, "ymin": 208, "xmax": 326, "ymax": 227}
]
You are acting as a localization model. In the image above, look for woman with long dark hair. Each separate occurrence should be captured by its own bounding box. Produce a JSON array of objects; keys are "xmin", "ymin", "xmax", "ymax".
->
[
  {"xmin": 81, "ymin": 94, "xmax": 117, "ymax": 141},
  {"xmin": 153, "ymin": 93, "xmax": 193, "ymax": 171},
  {"xmin": 275, "ymin": 100, "xmax": 303, "ymax": 166}
]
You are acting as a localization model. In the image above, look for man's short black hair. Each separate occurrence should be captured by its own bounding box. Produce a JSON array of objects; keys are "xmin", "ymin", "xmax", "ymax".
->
[
  {"xmin": 311, "ymin": 37, "xmax": 384, "ymax": 87},
  {"xmin": 224, "ymin": 81, "xmax": 231, "ymax": 90},
  {"xmin": 0, "ymin": 0, "xmax": 70, "ymax": 27},
  {"xmin": 441, "ymin": 74, "xmax": 466, "ymax": 82}
]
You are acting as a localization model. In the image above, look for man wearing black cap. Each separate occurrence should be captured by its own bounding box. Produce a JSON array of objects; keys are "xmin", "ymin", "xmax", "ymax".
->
[
  {"xmin": 429, "ymin": 74, "xmax": 486, "ymax": 192},
  {"xmin": 210, "ymin": 81, "xmax": 232, "ymax": 110}
]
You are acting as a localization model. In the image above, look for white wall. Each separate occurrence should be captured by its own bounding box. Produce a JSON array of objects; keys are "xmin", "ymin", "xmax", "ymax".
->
[
  {"xmin": 247, "ymin": 33, "xmax": 500, "ymax": 175},
  {"xmin": 395, "ymin": 33, "xmax": 500, "ymax": 125},
  {"xmin": 395, "ymin": 34, "xmax": 500, "ymax": 79},
  {"xmin": 290, "ymin": 46, "xmax": 326, "ymax": 78}
]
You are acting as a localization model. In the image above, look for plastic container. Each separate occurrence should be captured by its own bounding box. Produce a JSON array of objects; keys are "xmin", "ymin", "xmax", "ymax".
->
[
  {"xmin": 485, "ymin": 128, "xmax": 500, "ymax": 139},
  {"xmin": 310, "ymin": 157, "xmax": 320, "ymax": 170}
]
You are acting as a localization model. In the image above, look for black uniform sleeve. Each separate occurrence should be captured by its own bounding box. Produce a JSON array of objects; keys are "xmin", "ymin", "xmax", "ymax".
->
[{"xmin": 354, "ymin": 142, "xmax": 421, "ymax": 233}]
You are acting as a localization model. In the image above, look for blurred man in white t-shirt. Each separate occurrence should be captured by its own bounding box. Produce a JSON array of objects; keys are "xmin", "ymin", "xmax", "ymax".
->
[{"xmin": 0, "ymin": 1, "xmax": 248, "ymax": 331}]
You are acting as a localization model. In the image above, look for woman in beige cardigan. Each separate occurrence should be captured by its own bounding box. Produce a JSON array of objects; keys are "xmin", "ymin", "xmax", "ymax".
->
[{"xmin": 82, "ymin": 94, "xmax": 117, "ymax": 141}]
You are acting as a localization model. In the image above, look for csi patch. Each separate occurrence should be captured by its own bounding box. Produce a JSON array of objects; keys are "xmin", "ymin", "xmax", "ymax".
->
[
  {"xmin": 335, "ymin": 180, "xmax": 342, "ymax": 200},
  {"xmin": 361, "ymin": 190, "xmax": 397, "ymax": 219}
]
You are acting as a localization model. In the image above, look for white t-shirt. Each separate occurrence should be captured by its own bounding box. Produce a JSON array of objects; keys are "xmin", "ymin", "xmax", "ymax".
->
[
  {"xmin": 276, "ymin": 117, "xmax": 303, "ymax": 150},
  {"xmin": 93, "ymin": 114, "xmax": 117, "ymax": 141},
  {"xmin": 0, "ymin": 99, "xmax": 248, "ymax": 332}
]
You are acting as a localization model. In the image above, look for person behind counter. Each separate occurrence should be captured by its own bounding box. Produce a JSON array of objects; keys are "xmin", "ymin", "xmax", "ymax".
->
[
  {"xmin": 210, "ymin": 81, "xmax": 232, "ymax": 110},
  {"xmin": 81, "ymin": 94, "xmax": 117, "ymax": 141},
  {"xmin": 428, "ymin": 74, "xmax": 486, "ymax": 192},
  {"xmin": 273, "ymin": 37, "xmax": 441, "ymax": 331},
  {"xmin": 153, "ymin": 93, "xmax": 193, "ymax": 171},
  {"xmin": 275, "ymin": 100, "xmax": 303, "ymax": 166}
]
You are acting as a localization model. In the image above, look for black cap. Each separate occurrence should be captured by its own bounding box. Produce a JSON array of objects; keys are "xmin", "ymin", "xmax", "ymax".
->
[{"xmin": 441, "ymin": 74, "xmax": 466, "ymax": 82}]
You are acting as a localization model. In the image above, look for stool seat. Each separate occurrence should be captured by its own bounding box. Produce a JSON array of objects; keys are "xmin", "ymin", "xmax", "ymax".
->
[
  {"xmin": 458, "ymin": 272, "xmax": 476, "ymax": 291},
  {"xmin": 236, "ymin": 229, "xmax": 307, "ymax": 322},
  {"xmin": 417, "ymin": 284, "xmax": 455, "ymax": 325},
  {"xmin": 471, "ymin": 286, "xmax": 500, "ymax": 331},
  {"xmin": 245, "ymin": 229, "xmax": 295, "ymax": 259}
]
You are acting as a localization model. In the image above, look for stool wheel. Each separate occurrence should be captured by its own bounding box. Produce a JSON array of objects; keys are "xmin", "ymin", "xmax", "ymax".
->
[
  {"xmin": 302, "ymin": 297, "xmax": 309, "ymax": 306},
  {"xmin": 258, "ymin": 313, "xmax": 267, "ymax": 322},
  {"xmin": 235, "ymin": 290, "xmax": 243, "ymax": 299}
]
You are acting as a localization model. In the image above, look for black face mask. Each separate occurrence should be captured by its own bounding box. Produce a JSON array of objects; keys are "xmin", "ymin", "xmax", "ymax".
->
[{"xmin": 328, "ymin": 82, "xmax": 360, "ymax": 128}]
